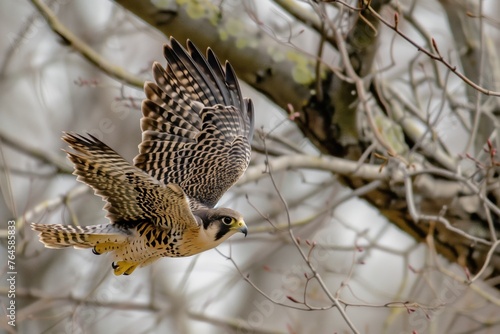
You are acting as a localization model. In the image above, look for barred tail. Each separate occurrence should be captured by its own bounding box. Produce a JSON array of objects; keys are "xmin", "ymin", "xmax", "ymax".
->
[{"xmin": 30, "ymin": 223, "xmax": 130, "ymax": 255}]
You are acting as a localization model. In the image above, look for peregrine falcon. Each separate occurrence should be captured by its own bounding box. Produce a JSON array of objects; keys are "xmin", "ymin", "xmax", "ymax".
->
[{"xmin": 31, "ymin": 38, "xmax": 254, "ymax": 276}]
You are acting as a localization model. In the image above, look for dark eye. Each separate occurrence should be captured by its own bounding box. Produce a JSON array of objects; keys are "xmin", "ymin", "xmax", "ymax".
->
[{"xmin": 222, "ymin": 217, "xmax": 233, "ymax": 225}]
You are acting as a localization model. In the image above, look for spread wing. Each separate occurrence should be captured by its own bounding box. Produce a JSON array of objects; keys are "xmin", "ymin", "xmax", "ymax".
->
[
  {"xmin": 134, "ymin": 38, "xmax": 254, "ymax": 208},
  {"xmin": 63, "ymin": 133, "xmax": 196, "ymax": 230}
]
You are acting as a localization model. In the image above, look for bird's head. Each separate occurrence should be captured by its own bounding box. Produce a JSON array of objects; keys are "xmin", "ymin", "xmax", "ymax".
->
[{"xmin": 193, "ymin": 208, "xmax": 247, "ymax": 248}]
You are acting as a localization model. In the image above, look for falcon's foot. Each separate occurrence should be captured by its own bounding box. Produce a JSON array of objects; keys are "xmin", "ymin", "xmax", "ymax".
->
[
  {"xmin": 112, "ymin": 261, "xmax": 139, "ymax": 276},
  {"xmin": 93, "ymin": 241, "xmax": 123, "ymax": 255}
]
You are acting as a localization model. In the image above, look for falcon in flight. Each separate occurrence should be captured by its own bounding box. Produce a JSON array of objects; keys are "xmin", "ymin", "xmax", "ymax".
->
[{"xmin": 31, "ymin": 38, "xmax": 254, "ymax": 276}]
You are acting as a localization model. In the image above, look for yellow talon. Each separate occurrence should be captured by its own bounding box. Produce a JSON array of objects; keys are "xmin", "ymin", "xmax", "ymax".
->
[
  {"xmin": 93, "ymin": 243, "xmax": 117, "ymax": 255},
  {"xmin": 112, "ymin": 261, "xmax": 139, "ymax": 276},
  {"xmin": 124, "ymin": 264, "xmax": 138, "ymax": 275}
]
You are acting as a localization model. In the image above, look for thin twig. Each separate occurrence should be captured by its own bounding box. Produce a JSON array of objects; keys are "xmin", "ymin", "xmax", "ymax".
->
[
  {"xmin": 5, "ymin": 287, "xmax": 284, "ymax": 334},
  {"xmin": 367, "ymin": 4, "xmax": 500, "ymax": 97},
  {"xmin": 29, "ymin": 0, "xmax": 144, "ymax": 88},
  {"xmin": 0, "ymin": 131, "xmax": 71, "ymax": 174},
  {"xmin": 263, "ymin": 140, "xmax": 360, "ymax": 333}
]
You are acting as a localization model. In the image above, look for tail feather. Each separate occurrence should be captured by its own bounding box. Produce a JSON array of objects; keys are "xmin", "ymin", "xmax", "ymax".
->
[{"xmin": 31, "ymin": 223, "xmax": 130, "ymax": 253}]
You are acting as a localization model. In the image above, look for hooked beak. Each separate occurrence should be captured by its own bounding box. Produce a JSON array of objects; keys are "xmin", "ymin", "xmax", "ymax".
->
[
  {"xmin": 239, "ymin": 225, "xmax": 248, "ymax": 237},
  {"xmin": 232, "ymin": 220, "xmax": 248, "ymax": 237}
]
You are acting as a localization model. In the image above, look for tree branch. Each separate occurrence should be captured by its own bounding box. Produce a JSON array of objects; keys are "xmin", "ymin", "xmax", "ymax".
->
[{"xmin": 30, "ymin": 0, "xmax": 144, "ymax": 88}]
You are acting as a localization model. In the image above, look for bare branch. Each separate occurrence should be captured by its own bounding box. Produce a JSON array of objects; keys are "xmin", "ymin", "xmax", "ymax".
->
[{"xmin": 29, "ymin": 0, "xmax": 144, "ymax": 88}]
